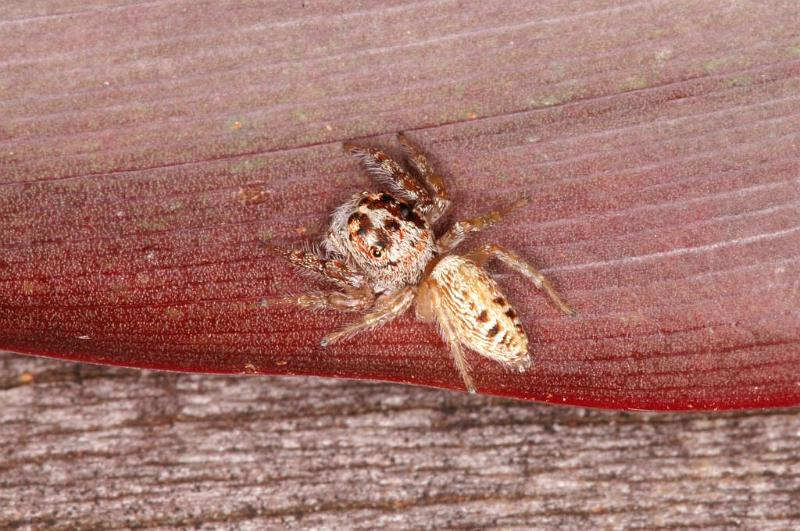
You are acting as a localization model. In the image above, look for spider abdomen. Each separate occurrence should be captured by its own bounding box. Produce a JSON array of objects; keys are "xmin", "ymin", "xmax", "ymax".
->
[{"xmin": 428, "ymin": 255, "xmax": 530, "ymax": 371}]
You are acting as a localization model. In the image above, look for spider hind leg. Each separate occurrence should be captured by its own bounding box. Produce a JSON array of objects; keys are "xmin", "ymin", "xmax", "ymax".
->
[
  {"xmin": 417, "ymin": 280, "xmax": 477, "ymax": 393},
  {"xmin": 467, "ymin": 243, "xmax": 575, "ymax": 316}
]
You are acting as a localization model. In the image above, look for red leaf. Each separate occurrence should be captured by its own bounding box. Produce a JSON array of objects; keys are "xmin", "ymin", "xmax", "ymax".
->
[{"xmin": 1, "ymin": 1, "xmax": 798, "ymax": 410}]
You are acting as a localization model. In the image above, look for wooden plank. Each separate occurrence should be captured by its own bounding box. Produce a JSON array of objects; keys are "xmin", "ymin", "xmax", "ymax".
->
[{"xmin": 1, "ymin": 353, "xmax": 798, "ymax": 529}]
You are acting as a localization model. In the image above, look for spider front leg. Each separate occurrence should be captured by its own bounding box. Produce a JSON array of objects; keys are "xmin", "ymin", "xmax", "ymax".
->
[
  {"xmin": 436, "ymin": 197, "xmax": 528, "ymax": 253},
  {"xmin": 268, "ymin": 286, "xmax": 375, "ymax": 313},
  {"xmin": 343, "ymin": 142, "xmax": 432, "ymax": 207},
  {"xmin": 397, "ymin": 132, "xmax": 450, "ymax": 222},
  {"xmin": 321, "ymin": 287, "xmax": 416, "ymax": 347},
  {"xmin": 467, "ymin": 243, "xmax": 575, "ymax": 316}
]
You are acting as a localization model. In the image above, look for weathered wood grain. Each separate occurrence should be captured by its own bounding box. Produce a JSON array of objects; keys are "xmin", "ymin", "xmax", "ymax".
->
[{"xmin": 1, "ymin": 353, "xmax": 798, "ymax": 529}]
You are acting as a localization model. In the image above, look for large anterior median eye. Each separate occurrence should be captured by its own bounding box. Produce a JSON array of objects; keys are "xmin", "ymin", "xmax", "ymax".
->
[{"xmin": 370, "ymin": 246, "xmax": 383, "ymax": 258}]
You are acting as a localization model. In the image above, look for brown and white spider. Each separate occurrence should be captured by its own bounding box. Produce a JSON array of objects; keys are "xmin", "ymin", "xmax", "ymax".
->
[{"xmin": 268, "ymin": 133, "xmax": 574, "ymax": 393}]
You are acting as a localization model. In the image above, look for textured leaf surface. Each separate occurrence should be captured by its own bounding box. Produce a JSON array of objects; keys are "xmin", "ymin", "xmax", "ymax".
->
[{"xmin": 1, "ymin": 0, "xmax": 798, "ymax": 409}]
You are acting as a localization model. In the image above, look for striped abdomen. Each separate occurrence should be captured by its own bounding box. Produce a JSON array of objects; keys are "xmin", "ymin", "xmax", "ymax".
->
[{"xmin": 427, "ymin": 255, "xmax": 530, "ymax": 369}]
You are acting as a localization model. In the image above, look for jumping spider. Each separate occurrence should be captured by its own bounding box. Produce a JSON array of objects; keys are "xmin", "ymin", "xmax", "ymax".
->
[{"xmin": 269, "ymin": 133, "xmax": 574, "ymax": 393}]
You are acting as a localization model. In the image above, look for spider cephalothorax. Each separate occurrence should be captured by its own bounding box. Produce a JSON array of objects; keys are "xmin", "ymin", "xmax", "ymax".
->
[
  {"xmin": 269, "ymin": 133, "xmax": 574, "ymax": 393},
  {"xmin": 325, "ymin": 191, "xmax": 435, "ymax": 292}
]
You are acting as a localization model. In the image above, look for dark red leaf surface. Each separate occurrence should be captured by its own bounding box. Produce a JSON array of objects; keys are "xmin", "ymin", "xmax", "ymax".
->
[{"xmin": 1, "ymin": 1, "xmax": 799, "ymax": 410}]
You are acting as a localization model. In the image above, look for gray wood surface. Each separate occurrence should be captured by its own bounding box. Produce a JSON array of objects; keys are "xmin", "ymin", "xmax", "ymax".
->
[{"xmin": 1, "ymin": 352, "xmax": 798, "ymax": 530}]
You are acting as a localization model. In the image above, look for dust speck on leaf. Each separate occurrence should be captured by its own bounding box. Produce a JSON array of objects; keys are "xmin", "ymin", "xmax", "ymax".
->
[
  {"xmin": 619, "ymin": 76, "xmax": 648, "ymax": 91},
  {"xmin": 136, "ymin": 219, "xmax": 170, "ymax": 232},
  {"xmin": 654, "ymin": 48, "xmax": 673, "ymax": 62},
  {"xmin": 727, "ymin": 75, "xmax": 753, "ymax": 88},
  {"xmin": 227, "ymin": 118, "xmax": 245, "ymax": 131},
  {"xmin": 703, "ymin": 56, "xmax": 745, "ymax": 73},
  {"xmin": 528, "ymin": 95, "xmax": 560, "ymax": 108},
  {"xmin": 259, "ymin": 229, "xmax": 274, "ymax": 243},
  {"xmin": 237, "ymin": 184, "xmax": 272, "ymax": 206},
  {"xmin": 165, "ymin": 307, "xmax": 184, "ymax": 320}
]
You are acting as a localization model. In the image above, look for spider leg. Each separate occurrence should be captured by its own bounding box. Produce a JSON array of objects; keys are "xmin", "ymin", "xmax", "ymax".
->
[
  {"xmin": 466, "ymin": 243, "xmax": 575, "ymax": 316},
  {"xmin": 343, "ymin": 142, "xmax": 433, "ymax": 208},
  {"xmin": 266, "ymin": 245, "xmax": 365, "ymax": 289},
  {"xmin": 436, "ymin": 197, "xmax": 528, "ymax": 254},
  {"xmin": 267, "ymin": 287, "xmax": 374, "ymax": 313},
  {"xmin": 320, "ymin": 287, "xmax": 415, "ymax": 346},
  {"xmin": 397, "ymin": 132, "xmax": 451, "ymax": 223},
  {"xmin": 423, "ymin": 283, "xmax": 476, "ymax": 393}
]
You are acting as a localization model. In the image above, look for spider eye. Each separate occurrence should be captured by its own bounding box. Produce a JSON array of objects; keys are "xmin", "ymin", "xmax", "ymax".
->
[{"xmin": 370, "ymin": 247, "xmax": 383, "ymax": 258}]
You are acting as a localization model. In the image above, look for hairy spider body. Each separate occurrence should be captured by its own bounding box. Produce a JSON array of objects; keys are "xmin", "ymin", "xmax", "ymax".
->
[
  {"xmin": 269, "ymin": 133, "xmax": 574, "ymax": 393},
  {"xmin": 326, "ymin": 191, "xmax": 435, "ymax": 292}
]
